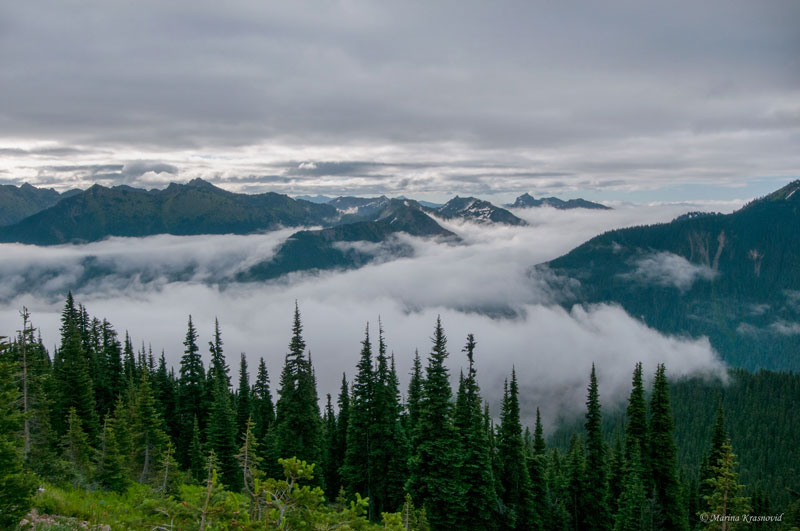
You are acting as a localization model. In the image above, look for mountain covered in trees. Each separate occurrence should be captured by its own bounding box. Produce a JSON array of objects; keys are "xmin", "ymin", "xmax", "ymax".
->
[
  {"xmin": 0, "ymin": 179, "xmax": 338, "ymax": 245},
  {"xmin": 1, "ymin": 296, "xmax": 798, "ymax": 529},
  {"xmin": 507, "ymin": 193, "xmax": 610, "ymax": 210},
  {"xmin": 544, "ymin": 180, "xmax": 800, "ymax": 372},
  {"xmin": 0, "ymin": 183, "xmax": 80, "ymax": 226},
  {"xmin": 423, "ymin": 196, "xmax": 526, "ymax": 226},
  {"xmin": 0, "ymin": 182, "xmax": 526, "ymax": 246},
  {"xmin": 239, "ymin": 199, "xmax": 458, "ymax": 281}
]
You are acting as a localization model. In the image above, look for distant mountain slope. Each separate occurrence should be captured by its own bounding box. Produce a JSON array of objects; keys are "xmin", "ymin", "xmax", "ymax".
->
[
  {"xmin": 294, "ymin": 194, "xmax": 334, "ymax": 204},
  {"xmin": 0, "ymin": 179, "xmax": 337, "ymax": 245},
  {"xmin": 240, "ymin": 199, "xmax": 457, "ymax": 281},
  {"xmin": 0, "ymin": 183, "xmax": 78, "ymax": 226},
  {"xmin": 508, "ymin": 193, "xmax": 610, "ymax": 210},
  {"xmin": 330, "ymin": 195, "xmax": 525, "ymax": 226},
  {"xmin": 426, "ymin": 196, "xmax": 526, "ymax": 226},
  {"xmin": 328, "ymin": 195, "xmax": 391, "ymax": 220},
  {"xmin": 545, "ymin": 180, "xmax": 800, "ymax": 371}
]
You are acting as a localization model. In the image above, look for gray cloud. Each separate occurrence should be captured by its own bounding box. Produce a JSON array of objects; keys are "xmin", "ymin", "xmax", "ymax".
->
[
  {"xmin": 0, "ymin": 202, "xmax": 733, "ymax": 426},
  {"xmin": 624, "ymin": 251, "xmax": 718, "ymax": 291},
  {"xmin": 0, "ymin": 1, "xmax": 797, "ymax": 195}
]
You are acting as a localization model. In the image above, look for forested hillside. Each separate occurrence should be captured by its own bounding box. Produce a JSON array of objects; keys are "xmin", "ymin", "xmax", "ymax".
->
[
  {"xmin": 546, "ymin": 180, "xmax": 800, "ymax": 372},
  {"xmin": 0, "ymin": 179, "xmax": 337, "ymax": 245},
  {"xmin": 1, "ymin": 296, "xmax": 797, "ymax": 529}
]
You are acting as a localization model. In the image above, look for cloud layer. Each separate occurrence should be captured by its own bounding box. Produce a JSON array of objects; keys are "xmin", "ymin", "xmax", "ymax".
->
[
  {"xmin": 0, "ymin": 1, "xmax": 798, "ymax": 198},
  {"xmin": 0, "ymin": 202, "xmax": 735, "ymax": 427}
]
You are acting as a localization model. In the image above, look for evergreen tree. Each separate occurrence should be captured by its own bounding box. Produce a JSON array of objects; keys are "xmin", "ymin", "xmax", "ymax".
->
[
  {"xmin": 207, "ymin": 318, "xmax": 229, "ymax": 390},
  {"xmin": 407, "ymin": 317, "xmax": 465, "ymax": 530},
  {"xmin": 272, "ymin": 303, "xmax": 323, "ymax": 472},
  {"xmin": 100, "ymin": 319, "xmax": 123, "ymax": 415},
  {"xmin": 235, "ymin": 353, "xmax": 251, "ymax": 441},
  {"xmin": 342, "ymin": 324, "xmax": 375, "ymax": 508},
  {"xmin": 95, "ymin": 417, "xmax": 127, "ymax": 492},
  {"xmin": 608, "ymin": 435, "xmax": 625, "ymax": 517},
  {"xmin": 153, "ymin": 351, "xmax": 180, "ymax": 447},
  {"xmin": 614, "ymin": 446, "xmax": 649, "ymax": 531},
  {"xmin": 406, "ymin": 349, "xmax": 423, "ymax": 444},
  {"xmin": 498, "ymin": 369, "xmax": 539, "ymax": 530},
  {"xmin": 566, "ymin": 433, "xmax": 586, "ymax": 531},
  {"xmin": 252, "ymin": 357, "xmax": 275, "ymax": 442},
  {"xmin": 334, "ymin": 373, "xmax": 349, "ymax": 490},
  {"xmin": 207, "ymin": 372, "xmax": 240, "ymax": 491},
  {"xmin": 123, "ymin": 331, "xmax": 136, "ymax": 385},
  {"xmin": 533, "ymin": 408, "xmax": 546, "ymax": 456},
  {"xmin": 188, "ymin": 415, "xmax": 205, "ymax": 483},
  {"xmin": 371, "ymin": 322, "xmax": 409, "ymax": 517},
  {"xmin": 625, "ymin": 362, "xmax": 650, "ymax": 493},
  {"xmin": 322, "ymin": 394, "xmax": 340, "ymax": 497},
  {"xmin": 453, "ymin": 334, "xmax": 498, "ymax": 530},
  {"xmin": 699, "ymin": 402, "xmax": 727, "ymax": 510},
  {"xmin": 583, "ymin": 364, "xmax": 611, "ymax": 530},
  {"xmin": 53, "ymin": 295, "xmax": 98, "ymax": 441},
  {"xmin": 130, "ymin": 371, "xmax": 168, "ymax": 483},
  {"xmin": 0, "ymin": 345, "xmax": 37, "ymax": 528},
  {"xmin": 61, "ymin": 407, "xmax": 93, "ymax": 486},
  {"xmin": 648, "ymin": 364, "xmax": 687, "ymax": 531},
  {"xmin": 178, "ymin": 315, "xmax": 206, "ymax": 466},
  {"xmin": 703, "ymin": 439, "xmax": 750, "ymax": 530}
]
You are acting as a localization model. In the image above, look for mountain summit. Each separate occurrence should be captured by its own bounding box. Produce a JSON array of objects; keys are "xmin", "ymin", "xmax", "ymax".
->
[
  {"xmin": 0, "ymin": 180, "xmax": 337, "ymax": 245},
  {"xmin": 507, "ymin": 193, "xmax": 610, "ymax": 210}
]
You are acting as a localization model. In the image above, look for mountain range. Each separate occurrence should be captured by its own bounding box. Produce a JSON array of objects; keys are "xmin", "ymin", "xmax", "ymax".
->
[
  {"xmin": 0, "ymin": 179, "xmax": 337, "ymax": 245},
  {"xmin": 507, "ymin": 192, "xmax": 610, "ymax": 210},
  {"xmin": 544, "ymin": 180, "xmax": 800, "ymax": 371},
  {"xmin": 0, "ymin": 181, "xmax": 533, "ymax": 245},
  {"xmin": 0, "ymin": 183, "xmax": 81, "ymax": 226},
  {"xmin": 240, "ymin": 199, "xmax": 458, "ymax": 281}
]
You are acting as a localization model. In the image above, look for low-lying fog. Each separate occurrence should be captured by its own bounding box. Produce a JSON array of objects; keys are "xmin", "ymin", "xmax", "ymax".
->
[{"xmin": 0, "ymin": 201, "xmax": 743, "ymax": 427}]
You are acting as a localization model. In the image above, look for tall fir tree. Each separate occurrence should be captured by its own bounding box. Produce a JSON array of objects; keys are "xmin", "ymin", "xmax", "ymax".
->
[
  {"xmin": 407, "ymin": 317, "xmax": 465, "ymax": 530},
  {"xmin": 129, "ymin": 371, "xmax": 168, "ymax": 483},
  {"xmin": 613, "ymin": 446, "xmax": 649, "ymax": 531},
  {"xmin": 453, "ymin": 334, "xmax": 498, "ymax": 530},
  {"xmin": 406, "ymin": 349, "xmax": 423, "ymax": 445},
  {"xmin": 207, "ymin": 318, "xmax": 229, "ymax": 390},
  {"xmin": 272, "ymin": 303, "xmax": 323, "ymax": 475},
  {"xmin": 583, "ymin": 364, "xmax": 611, "ymax": 531},
  {"xmin": 322, "ymin": 394, "xmax": 340, "ymax": 498},
  {"xmin": 252, "ymin": 357, "xmax": 275, "ymax": 442},
  {"xmin": 648, "ymin": 364, "xmax": 687, "ymax": 531},
  {"xmin": 61, "ymin": 407, "xmax": 93, "ymax": 486},
  {"xmin": 699, "ymin": 402, "xmax": 727, "ymax": 510},
  {"xmin": 370, "ymin": 322, "xmax": 409, "ymax": 517},
  {"xmin": 334, "ymin": 373, "xmax": 350, "ymax": 492},
  {"xmin": 624, "ymin": 362, "xmax": 651, "ymax": 493},
  {"xmin": 566, "ymin": 433, "xmax": 586, "ymax": 531},
  {"xmin": 235, "ymin": 353, "xmax": 251, "ymax": 441},
  {"xmin": 95, "ymin": 417, "xmax": 127, "ymax": 492},
  {"xmin": 100, "ymin": 319, "xmax": 123, "ymax": 415},
  {"xmin": 498, "ymin": 369, "xmax": 539, "ymax": 530},
  {"xmin": 178, "ymin": 315, "xmax": 206, "ymax": 466},
  {"xmin": 703, "ymin": 439, "xmax": 750, "ymax": 531},
  {"xmin": 207, "ymin": 372, "xmax": 240, "ymax": 491},
  {"xmin": 123, "ymin": 331, "xmax": 136, "ymax": 385},
  {"xmin": 53, "ymin": 295, "xmax": 98, "ymax": 441},
  {"xmin": 342, "ymin": 324, "xmax": 375, "ymax": 508}
]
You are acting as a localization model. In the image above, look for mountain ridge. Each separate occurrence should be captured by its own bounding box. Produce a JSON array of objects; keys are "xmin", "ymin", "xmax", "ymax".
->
[{"xmin": 544, "ymin": 180, "xmax": 800, "ymax": 371}]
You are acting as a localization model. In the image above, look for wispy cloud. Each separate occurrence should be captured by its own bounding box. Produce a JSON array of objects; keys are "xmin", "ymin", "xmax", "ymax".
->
[{"xmin": 0, "ymin": 202, "xmax": 732, "ymax": 426}]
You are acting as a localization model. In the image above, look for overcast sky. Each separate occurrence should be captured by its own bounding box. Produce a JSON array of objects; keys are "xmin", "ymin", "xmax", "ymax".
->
[{"xmin": 1, "ymin": 1, "xmax": 798, "ymax": 201}]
